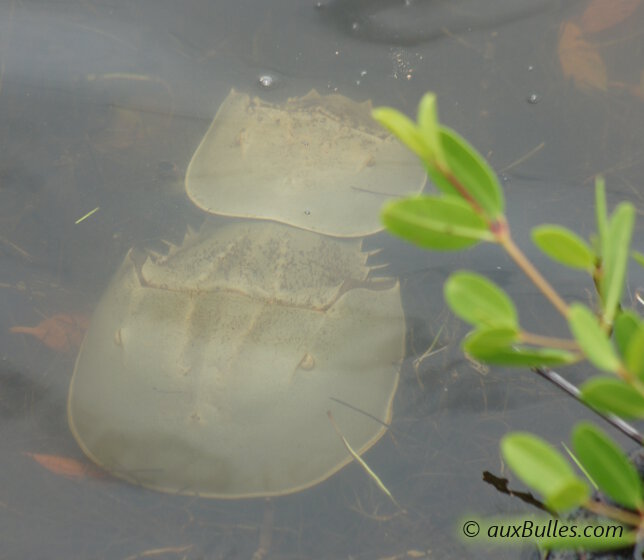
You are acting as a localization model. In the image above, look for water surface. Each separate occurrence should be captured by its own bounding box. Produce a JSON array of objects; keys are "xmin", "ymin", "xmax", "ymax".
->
[{"xmin": 1, "ymin": 1, "xmax": 643, "ymax": 558}]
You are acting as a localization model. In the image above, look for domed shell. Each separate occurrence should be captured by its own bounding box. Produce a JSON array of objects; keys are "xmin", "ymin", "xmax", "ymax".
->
[
  {"xmin": 68, "ymin": 220, "xmax": 404, "ymax": 498},
  {"xmin": 185, "ymin": 89, "xmax": 426, "ymax": 237}
]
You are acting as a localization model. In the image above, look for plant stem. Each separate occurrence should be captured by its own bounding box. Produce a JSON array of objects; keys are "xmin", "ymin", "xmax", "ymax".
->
[
  {"xmin": 533, "ymin": 367, "xmax": 644, "ymax": 446},
  {"xmin": 583, "ymin": 499, "xmax": 641, "ymax": 528},
  {"xmin": 442, "ymin": 167, "xmax": 486, "ymax": 219},
  {"xmin": 497, "ymin": 228, "xmax": 570, "ymax": 318}
]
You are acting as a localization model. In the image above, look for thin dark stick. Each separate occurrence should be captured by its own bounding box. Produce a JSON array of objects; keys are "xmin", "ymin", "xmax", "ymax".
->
[
  {"xmin": 329, "ymin": 396, "xmax": 391, "ymax": 429},
  {"xmin": 533, "ymin": 366, "xmax": 644, "ymax": 446}
]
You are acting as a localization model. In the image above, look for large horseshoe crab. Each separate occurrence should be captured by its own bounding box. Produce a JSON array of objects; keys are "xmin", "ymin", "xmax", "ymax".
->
[{"xmin": 68, "ymin": 89, "xmax": 426, "ymax": 498}]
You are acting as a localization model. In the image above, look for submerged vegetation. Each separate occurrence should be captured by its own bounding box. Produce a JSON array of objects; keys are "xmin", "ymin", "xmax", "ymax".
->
[{"xmin": 373, "ymin": 93, "xmax": 643, "ymax": 554}]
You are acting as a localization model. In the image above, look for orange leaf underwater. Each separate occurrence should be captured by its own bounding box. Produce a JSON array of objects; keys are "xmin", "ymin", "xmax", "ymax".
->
[
  {"xmin": 580, "ymin": 0, "xmax": 641, "ymax": 34},
  {"xmin": 24, "ymin": 452, "xmax": 104, "ymax": 480},
  {"xmin": 558, "ymin": 22, "xmax": 607, "ymax": 92},
  {"xmin": 10, "ymin": 313, "xmax": 89, "ymax": 352}
]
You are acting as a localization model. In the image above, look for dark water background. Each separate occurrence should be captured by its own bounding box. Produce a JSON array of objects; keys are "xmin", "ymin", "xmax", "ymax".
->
[{"xmin": 0, "ymin": 0, "xmax": 643, "ymax": 558}]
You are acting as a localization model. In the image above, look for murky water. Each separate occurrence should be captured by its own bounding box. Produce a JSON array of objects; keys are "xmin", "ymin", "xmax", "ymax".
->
[{"xmin": 1, "ymin": 0, "xmax": 643, "ymax": 558}]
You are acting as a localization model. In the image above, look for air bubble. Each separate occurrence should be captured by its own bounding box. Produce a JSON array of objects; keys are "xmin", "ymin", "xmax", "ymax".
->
[{"xmin": 258, "ymin": 74, "xmax": 276, "ymax": 89}]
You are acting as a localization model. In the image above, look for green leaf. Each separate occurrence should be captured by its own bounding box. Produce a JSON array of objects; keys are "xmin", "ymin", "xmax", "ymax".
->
[
  {"xmin": 467, "ymin": 345, "xmax": 577, "ymax": 367},
  {"xmin": 595, "ymin": 176, "xmax": 607, "ymax": 259},
  {"xmin": 633, "ymin": 250, "xmax": 644, "ymax": 269},
  {"xmin": 534, "ymin": 525, "xmax": 635, "ymax": 551},
  {"xmin": 458, "ymin": 324, "xmax": 577, "ymax": 368},
  {"xmin": 581, "ymin": 377, "xmax": 644, "ymax": 418},
  {"xmin": 381, "ymin": 195, "xmax": 494, "ymax": 250},
  {"xmin": 614, "ymin": 310, "xmax": 640, "ymax": 358},
  {"xmin": 625, "ymin": 326, "xmax": 644, "ymax": 380},
  {"xmin": 501, "ymin": 433, "xmax": 589, "ymax": 512},
  {"xmin": 375, "ymin": 99, "xmax": 504, "ymax": 220},
  {"xmin": 444, "ymin": 272, "xmax": 518, "ymax": 328},
  {"xmin": 568, "ymin": 304, "xmax": 620, "ymax": 372},
  {"xmin": 532, "ymin": 225, "xmax": 594, "ymax": 270},
  {"xmin": 463, "ymin": 326, "xmax": 518, "ymax": 347},
  {"xmin": 371, "ymin": 107, "xmax": 431, "ymax": 163},
  {"xmin": 601, "ymin": 202, "xmax": 635, "ymax": 325},
  {"xmin": 561, "ymin": 441, "xmax": 597, "ymax": 489},
  {"xmin": 572, "ymin": 422, "xmax": 643, "ymax": 510},
  {"xmin": 415, "ymin": 93, "xmax": 447, "ymax": 169},
  {"xmin": 466, "ymin": 516, "xmax": 635, "ymax": 551},
  {"xmin": 463, "ymin": 329, "xmax": 576, "ymax": 366},
  {"xmin": 426, "ymin": 127, "xmax": 505, "ymax": 219}
]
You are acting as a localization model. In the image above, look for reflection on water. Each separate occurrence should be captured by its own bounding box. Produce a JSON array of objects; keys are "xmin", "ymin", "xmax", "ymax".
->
[
  {"xmin": 1, "ymin": 0, "xmax": 643, "ymax": 558},
  {"xmin": 319, "ymin": 0, "xmax": 553, "ymax": 46}
]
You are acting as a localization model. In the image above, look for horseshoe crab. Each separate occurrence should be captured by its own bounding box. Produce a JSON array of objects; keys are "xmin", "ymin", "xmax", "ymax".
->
[
  {"xmin": 68, "ymin": 220, "xmax": 404, "ymax": 498},
  {"xmin": 185, "ymin": 89, "xmax": 426, "ymax": 237}
]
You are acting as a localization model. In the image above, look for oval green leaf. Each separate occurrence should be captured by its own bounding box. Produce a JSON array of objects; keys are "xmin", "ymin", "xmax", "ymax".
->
[
  {"xmin": 532, "ymin": 225, "xmax": 594, "ymax": 270},
  {"xmin": 381, "ymin": 195, "xmax": 494, "ymax": 251},
  {"xmin": 535, "ymin": 525, "xmax": 635, "ymax": 551},
  {"xmin": 415, "ymin": 93, "xmax": 446, "ymax": 169},
  {"xmin": 625, "ymin": 326, "xmax": 644, "ymax": 380},
  {"xmin": 614, "ymin": 310, "xmax": 640, "ymax": 358},
  {"xmin": 470, "ymin": 516, "xmax": 635, "ymax": 551},
  {"xmin": 371, "ymin": 107, "xmax": 430, "ymax": 163},
  {"xmin": 501, "ymin": 433, "xmax": 589, "ymax": 512},
  {"xmin": 601, "ymin": 202, "xmax": 635, "ymax": 326},
  {"xmin": 462, "ymin": 328, "xmax": 576, "ymax": 366},
  {"xmin": 568, "ymin": 304, "xmax": 620, "ymax": 372},
  {"xmin": 445, "ymin": 272, "xmax": 517, "ymax": 328},
  {"xmin": 572, "ymin": 422, "xmax": 643, "ymax": 510},
  {"xmin": 463, "ymin": 341, "xmax": 575, "ymax": 367},
  {"xmin": 462, "ymin": 326, "xmax": 518, "ymax": 348},
  {"xmin": 581, "ymin": 377, "xmax": 644, "ymax": 418},
  {"xmin": 546, "ymin": 479, "xmax": 595, "ymax": 513},
  {"xmin": 426, "ymin": 127, "xmax": 504, "ymax": 220},
  {"xmin": 633, "ymin": 250, "xmax": 644, "ymax": 269},
  {"xmin": 595, "ymin": 176, "xmax": 607, "ymax": 259}
]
